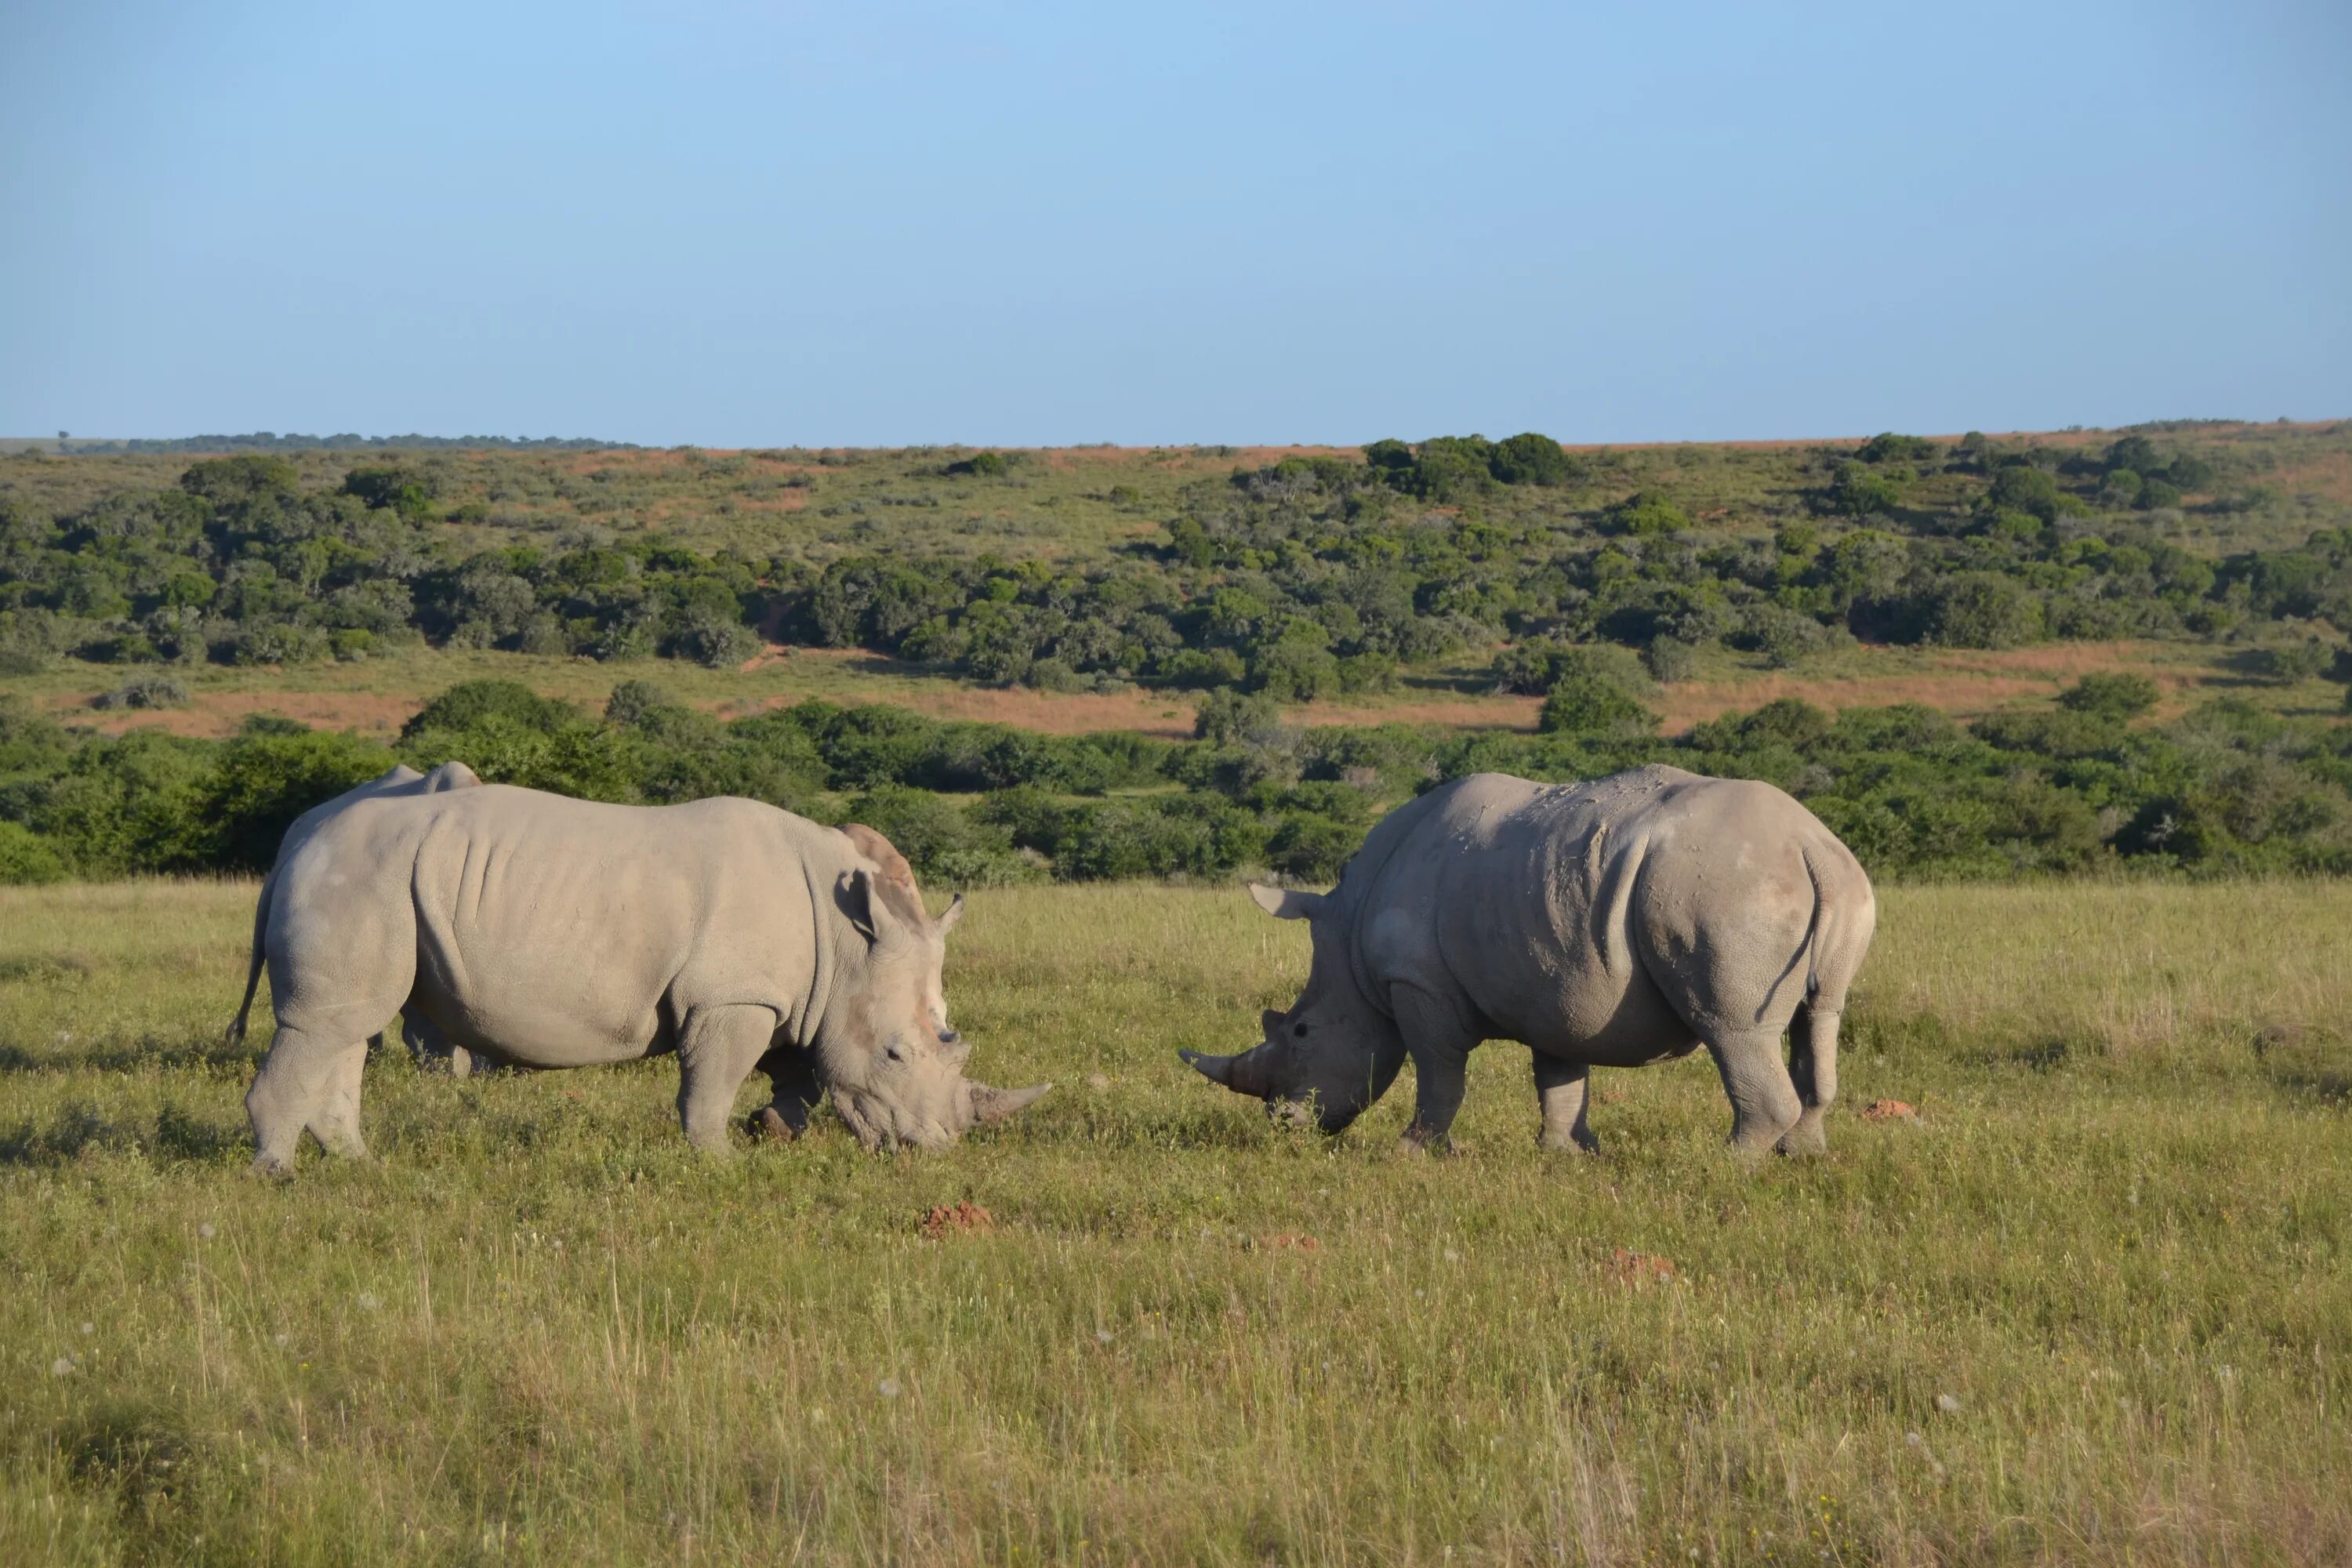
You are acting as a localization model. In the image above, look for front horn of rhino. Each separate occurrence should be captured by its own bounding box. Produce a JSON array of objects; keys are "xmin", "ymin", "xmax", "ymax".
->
[
  {"xmin": 959, "ymin": 1080, "xmax": 1053, "ymax": 1128},
  {"xmin": 1179, "ymin": 1043, "xmax": 1276, "ymax": 1098}
]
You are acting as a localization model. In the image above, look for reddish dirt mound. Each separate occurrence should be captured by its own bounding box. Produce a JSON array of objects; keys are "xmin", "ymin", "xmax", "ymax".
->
[
  {"xmin": 1259, "ymin": 1233, "xmax": 1322, "ymax": 1253},
  {"xmin": 1860, "ymin": 1098, "xmax": 1918, "ymax": 1123},
  {"xmin": 921, "ymin": 1201, "xmax": 995, "ymax": 1239},
  {"xmin": 1609, "ymin": 1247, "xmax": 1676, "ymax": 1283}
]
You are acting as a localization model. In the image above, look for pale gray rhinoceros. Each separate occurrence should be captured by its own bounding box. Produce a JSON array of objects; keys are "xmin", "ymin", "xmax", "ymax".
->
[
  {"xmin": 225, "ymin": 760, "xmax": 482, "ymax": 1062},
  {"xmin": 1182, "ymin": 766, "xmax": 1875, "ymax": 1156},
  {"xmin": 243, "ymin": 784, "xmax": 1047, "ymax": 1173}
]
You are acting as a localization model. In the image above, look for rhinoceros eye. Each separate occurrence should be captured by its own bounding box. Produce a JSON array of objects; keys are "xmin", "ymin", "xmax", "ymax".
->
[{"xmin": 1293, "ymin": 1022, "xmax": 1308, "ymax": 1037}]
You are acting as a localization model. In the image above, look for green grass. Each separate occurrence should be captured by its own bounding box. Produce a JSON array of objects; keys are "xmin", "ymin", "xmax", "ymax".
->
[{"xmin": 2, "ymin": 880, "xmax": 2347, "ymax": 1563}]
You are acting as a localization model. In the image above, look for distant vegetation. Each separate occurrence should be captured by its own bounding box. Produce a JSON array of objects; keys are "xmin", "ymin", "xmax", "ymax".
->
[
  {"xmin": 9, "ymin": 665, "xmax": 2352, "ymax": 887},
  {"xmin": 3, "ymin": 424, "xmax": 2347, "ymax": 702}
]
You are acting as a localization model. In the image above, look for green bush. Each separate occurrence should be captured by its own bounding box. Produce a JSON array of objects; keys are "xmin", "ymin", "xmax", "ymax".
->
[
  {"xmin": 1538, "ymin": 650, "xmax": 1662, "ymax": 738},
  {"xmin": 2057, "ymin": 672, "xmax": 2159, "ymax": 721},
  {"xmin": 402, "ymin": 680, "xmax": 579, "ymax": 739},
  {"xmin": 0, "ymin": 820, "xmax": 67, "ymax": 884},
  {"xmin": 1603, "ymin": 491, "xmax": 1690, "ymax": 536}
]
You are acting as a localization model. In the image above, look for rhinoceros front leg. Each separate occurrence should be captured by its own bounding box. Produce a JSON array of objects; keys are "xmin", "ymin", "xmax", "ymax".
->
[
  {"xmin": 675, "ymin": 1004, "xmax": 780, "ymax": 1153},
  {"xmin": 748, "ymin": 1044, "xmax": 822, "ymax": 1141},
  {"xmin": 1392, "ymin": 984, "xmax": 1475, "ymax": 1152},
  {"xmin": 1533, "ymin": 1054, "xmax": 1599, "ymax": 1153}
]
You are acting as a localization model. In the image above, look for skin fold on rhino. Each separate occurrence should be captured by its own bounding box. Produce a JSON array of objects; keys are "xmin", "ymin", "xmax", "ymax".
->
[
  {"xmin": 1182, "ymin": 766, "xmax": 1876, "ymax": 1157},
  {"xmin": 241, "ymin": 784, "xmax": 1047, "ymax": 1174}
]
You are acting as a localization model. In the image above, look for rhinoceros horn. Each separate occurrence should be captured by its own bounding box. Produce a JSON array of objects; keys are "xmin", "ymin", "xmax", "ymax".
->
[
  {"xmin": 1179, "ymin": 1044, "xmax": 1275, "ymax": 1098},
  {"xmin": 963, "ymin": 1080, "xmax": 1052, "ymax": 1126}
]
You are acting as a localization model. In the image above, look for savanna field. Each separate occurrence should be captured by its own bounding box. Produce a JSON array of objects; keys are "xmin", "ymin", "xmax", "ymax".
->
[{"xmin": 1, "ymin": 879, "xmax": 2346, "ymax": 1566}]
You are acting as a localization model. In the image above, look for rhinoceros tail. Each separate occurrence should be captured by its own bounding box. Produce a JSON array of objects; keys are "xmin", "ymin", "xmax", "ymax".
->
[
  {"xmin": 225, "ymin": 875, "xmax": 272, "ymax": 1050},
  {"xmin": 1798, "ymin": 846, "xmax": 1830, "ymax": 1004}
]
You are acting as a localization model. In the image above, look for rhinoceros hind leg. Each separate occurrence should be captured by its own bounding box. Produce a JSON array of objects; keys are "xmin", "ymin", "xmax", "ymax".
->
[
  {"xmin": 1705, "ymin": 1027, "xmax": 1803, "ymax": 1159},
  {"xmin": 1775, "ymin": 1004, "xmax": 1839, "ymax": 1156},
  {"xmin": 1533, "ymin": 1054, "xmax": 1599, "ymax": 1153},
  {"xmin": 246, "ymin": 1025, "xmax": 368, "ymax": 1174},
  {"xmin": 676, "ymin": 1004, "xmax": 780, "ymax": 1153},
  {"xmin": 310, "ymin": 1040, "xmax": 370, "ymax": 1157}
]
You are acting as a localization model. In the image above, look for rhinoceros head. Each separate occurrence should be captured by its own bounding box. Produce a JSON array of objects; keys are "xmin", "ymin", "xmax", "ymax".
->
[
  {"xmin": 1181, "ymin": 883, "xmax": 1406, "ymax": 1133},
  {"xmin": 815, "ymin": 826, "xmax": 1049, "ymax": 1150}
]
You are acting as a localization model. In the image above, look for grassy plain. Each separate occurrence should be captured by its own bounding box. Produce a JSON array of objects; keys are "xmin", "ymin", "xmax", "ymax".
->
[{"xmin": 1, "ymin": 880, "xmax": 2347, "ymax": 1564}]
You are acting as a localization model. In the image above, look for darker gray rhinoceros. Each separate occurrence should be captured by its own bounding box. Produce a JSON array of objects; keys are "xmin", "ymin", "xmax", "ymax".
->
[
  {"xmin": 242, "ymin": 783, "xmax": 1047, "ymax": 1174},
  {"xmin": 1182, "ymin": 766, "xmax": 1875, "ymax": 1156}
]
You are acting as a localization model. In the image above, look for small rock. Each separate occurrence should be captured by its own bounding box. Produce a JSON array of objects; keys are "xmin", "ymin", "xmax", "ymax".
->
[
  {"xmin": 355, "ymin": 1291, "xmax": 381, "ymax": 1312},
  {"xmin": 1085, "ymin": 1073, "xmax": 1111, "ymax": 1091},
  {"xmin": 877, "ymin": 1377, "xmax": 900, "ymax": 1399},
  {"xmin": 51, "ymin": 1357, "xmax": 74, "ymax": 1377},
  {"xmin": 1935, "ymin": 1392, "xmax": 1962, "ymax": 1414},
  {"xmin": 1860, "ymin": 1098, "xmax": 1918, "ymax": 1123},
  {"xmin": 921, "ymin": 1201, "xmax": 995, "ymax": 1239},
  {"xmin": 196, "ymin": 1222, "xmax": 216, "ymax": 1240},
  {"xmin": 79, "ymin": 1322, "xmax": 93, "ymax": 1336}
]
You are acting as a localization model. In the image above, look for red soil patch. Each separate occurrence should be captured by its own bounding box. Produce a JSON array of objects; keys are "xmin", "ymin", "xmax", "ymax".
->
[
  {"xmin": 921, "ymin": 1202, "xmax": 996, "ymax": 1239},
  {"xmin": 56, "ymin": 690, "xmax": 419, "ymax": 739},
  {"xmin": 1608, "ymin": 1248, "xmax": 1676, "ymax": 1283},
  {"xmin": 1258, "ymin": 1233, "xmax": 1323, "ymax": 1253},
  {"xmin": 1860, "ymin": 1099, "xmax": 1918, "ymax": 1123}
]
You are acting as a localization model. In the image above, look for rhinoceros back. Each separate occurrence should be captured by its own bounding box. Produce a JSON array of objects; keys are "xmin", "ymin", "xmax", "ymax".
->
[{"xmin": 269, "ymin": 787, "xmax": 829, "ymax": 1068}]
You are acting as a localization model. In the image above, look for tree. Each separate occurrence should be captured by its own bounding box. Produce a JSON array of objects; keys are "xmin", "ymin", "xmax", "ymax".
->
[{"xmin": 1489, "ymin": 432, "xmax": 1575, "ymax": 487}]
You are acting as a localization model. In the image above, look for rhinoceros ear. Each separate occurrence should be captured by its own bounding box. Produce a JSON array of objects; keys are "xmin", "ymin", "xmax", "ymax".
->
[
  {"xmin": 1247, "ymin": 883, "xmax": 1327, "ymax": 921},
  {"xmin": 935, "ymin": 893, "xmax": 965, "ymax": 935},
  {"xmin": 840, "ymin": 868, "xmax": 906, "ymax": 946}
]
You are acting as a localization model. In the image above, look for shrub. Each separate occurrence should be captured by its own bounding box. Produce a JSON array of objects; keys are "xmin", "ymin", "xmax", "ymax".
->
[
  {"xmin": 2255, "ymin": 641, "xmax": 2332, "ymax": 684},
  {"xmin": 1265, "ymin": 812, "xmax": 1362, "ymax": 881},
  {"xmin": 1194, "ymin": 688, "xmax": 1283, "ymax": 746},
  {"xmin": 90, "ymin": 673, "xmax": 190, "ymax": 711},
  {"xmin": 2057, "ymin": 672, "xmax": 2158, "ymax": 721},
  {"xmin": 1537, "ymin": 648, "xmax": 1661, "ymax": 738},
  {"xmin": 0, "ymin": 820, "xmax": 67, "ymax": 884},
  {"xmin": 1927, "ymin": 574, "xmax": 2042, "ymax": 649},
  {"xmin": 1603, "ymin": 491, "xmax": 1690, "ymax": 536},
  {"xmin": 1641, "ymin": 637, "xmax": 1697, "ymax": 684},
  {"xmin": 402, "ymin": 681, "xmax": 579, "ymax": 740},
  {"xmin": 1488, "ymin": 432, "xmax": 1575, "ymax": 487},
  {"xmin": 1857, "ymin": 433, "xmax": 1939, "ymax": 465}
]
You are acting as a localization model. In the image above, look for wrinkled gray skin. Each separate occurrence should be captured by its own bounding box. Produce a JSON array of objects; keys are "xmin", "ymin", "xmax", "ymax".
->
[
  {"xmin": 244, "ymin": 784, "xmax": 1047, "ymax": 1174},
  {"xmin": 225, "ymin": 761, "xmax": 482, "ymax": 1066},
  {"xmin": 1184, "ymin": 767, "xmax": 1875, "ymax": 1157}
]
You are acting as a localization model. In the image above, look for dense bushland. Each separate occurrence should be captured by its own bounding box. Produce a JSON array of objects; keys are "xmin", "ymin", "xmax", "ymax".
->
[
  {"xmin": 4, "ymin": 426, "xmax": 2349, "ymax": 695},
  {"xmin": 8, "ymin": 669, "xmax": 2352, "ymax": 887}
]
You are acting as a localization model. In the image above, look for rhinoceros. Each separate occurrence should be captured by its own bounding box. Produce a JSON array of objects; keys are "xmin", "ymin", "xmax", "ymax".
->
[
  {"xmin": 1182, "ymin": 766, "xmax": 1875, "ymax": 1156},
  {"xmin": 225, "ymin": 760, "xmax": 483, "ymax": 1062},
  {"xmin": 242, "ymin": 783, "xmax": 1047, "ymax": 1173}
]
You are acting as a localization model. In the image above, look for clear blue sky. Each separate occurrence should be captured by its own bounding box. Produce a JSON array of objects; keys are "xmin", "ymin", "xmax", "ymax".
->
[{"xmin": 3, "ymin": 1, "xmax": 2346, "ymax": 446}]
